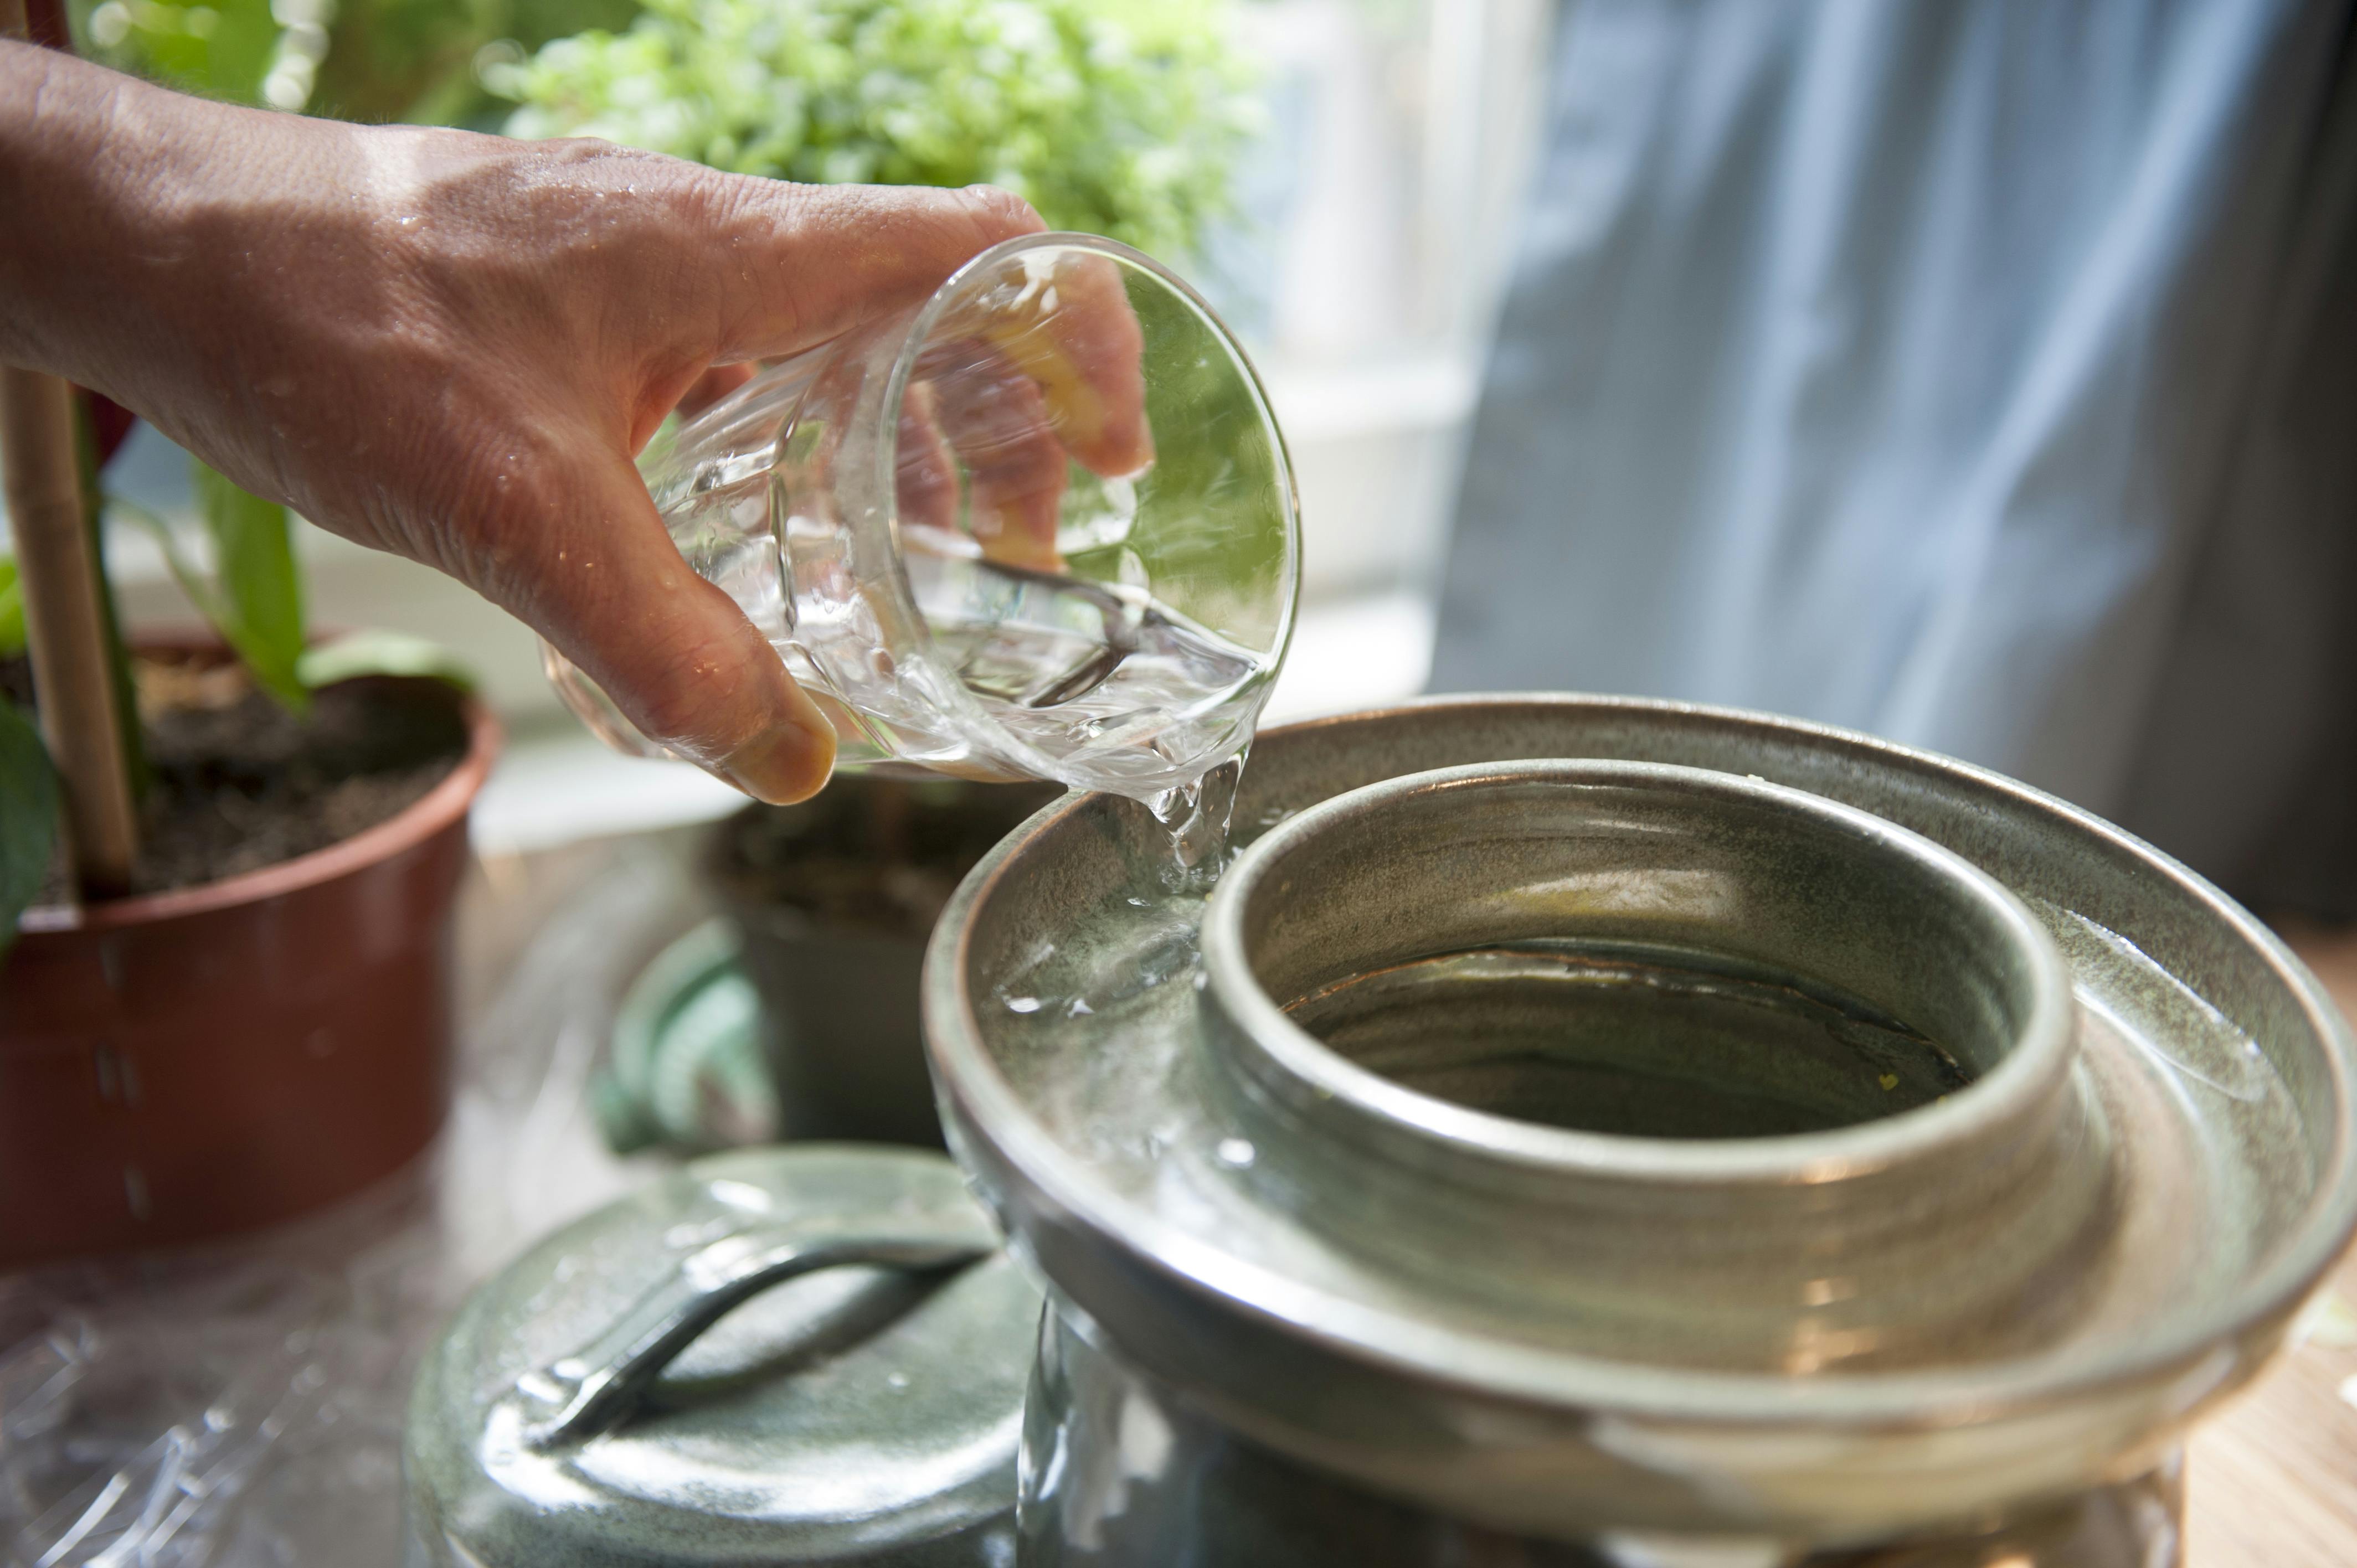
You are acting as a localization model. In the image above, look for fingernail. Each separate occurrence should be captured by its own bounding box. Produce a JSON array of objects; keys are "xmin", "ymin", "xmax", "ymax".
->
[{"xmin": 721, "ymin": 718, "xmax": 836, "ymax": 805}]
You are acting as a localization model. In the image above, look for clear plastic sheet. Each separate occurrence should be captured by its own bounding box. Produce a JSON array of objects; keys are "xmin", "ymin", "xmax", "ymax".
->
[{"xmin": 1, "ymin": 838, "xmax": 713, "ymax": 1567}]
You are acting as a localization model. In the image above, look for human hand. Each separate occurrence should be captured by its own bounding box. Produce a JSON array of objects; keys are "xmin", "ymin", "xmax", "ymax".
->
[{"xmin": 0, "ymin": 43, "xmax": 1125, "ymax": 803}]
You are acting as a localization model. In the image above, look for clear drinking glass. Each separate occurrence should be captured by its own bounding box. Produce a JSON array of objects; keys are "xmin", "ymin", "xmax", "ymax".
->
[{"xmin": 544, "ymin": 233, "xmax": 1300, "ymax": 807}]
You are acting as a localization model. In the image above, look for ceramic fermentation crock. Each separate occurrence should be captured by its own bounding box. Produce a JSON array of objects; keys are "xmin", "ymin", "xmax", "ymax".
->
[{"xmin": 923, "ymin": 695, "xmax": 2357, "ymax": 1566}]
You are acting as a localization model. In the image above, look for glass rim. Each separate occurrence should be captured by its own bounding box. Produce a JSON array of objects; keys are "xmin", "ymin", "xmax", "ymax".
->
[{"xmin": 865, "ymin": 229, "xmax": 1303, "ymax": 778}]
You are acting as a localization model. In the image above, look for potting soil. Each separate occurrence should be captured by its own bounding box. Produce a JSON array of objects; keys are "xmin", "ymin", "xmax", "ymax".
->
[{"xmin": 2, "ymin": 655, "xmax": 467, "ymax": 897}]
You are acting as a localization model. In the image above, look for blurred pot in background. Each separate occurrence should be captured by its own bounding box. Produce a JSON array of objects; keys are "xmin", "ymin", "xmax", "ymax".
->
[{"xmin": 707, "ymin": 776, "xmax": 1058, "ymax": 1146}]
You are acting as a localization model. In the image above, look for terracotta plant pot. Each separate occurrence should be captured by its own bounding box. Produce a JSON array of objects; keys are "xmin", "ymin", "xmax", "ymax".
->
[{"xmin": 0, "ymin": 672, "xmax": 498, "ymax": 1266}]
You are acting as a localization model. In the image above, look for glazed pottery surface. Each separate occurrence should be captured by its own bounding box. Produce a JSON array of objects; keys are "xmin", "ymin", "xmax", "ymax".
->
[
  {"xmin": 923, "ymin": 695, "xmax": 2357, "ymax": 1556},
  {"xmin": 405, "ymin": 1144, "xmax": 1041, "ymax": 1567}
]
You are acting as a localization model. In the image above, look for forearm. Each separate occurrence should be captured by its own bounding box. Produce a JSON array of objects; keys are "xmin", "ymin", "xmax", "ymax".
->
[
  {"xmin": 0, "ymin": 42, "xmax": 463, "ymax": 507},
  {"xmin": 1, "ymin": 44, "xmax": 438, "ymax": 455},
  {"xmin": 2, "ymin": 43, "xmax": 224, "ymax": 388}
]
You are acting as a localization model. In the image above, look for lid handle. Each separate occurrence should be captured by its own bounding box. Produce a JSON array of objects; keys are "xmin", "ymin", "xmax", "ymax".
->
[{"xmin": 514, "ymin": 1224, "xmax": 992, "ymax": 1449}]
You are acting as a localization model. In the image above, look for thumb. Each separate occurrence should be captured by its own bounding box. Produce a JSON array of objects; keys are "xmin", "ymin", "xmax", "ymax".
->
[{"xmin": 513, "ymin": 453, "xmax": 836, "ymax": 804}]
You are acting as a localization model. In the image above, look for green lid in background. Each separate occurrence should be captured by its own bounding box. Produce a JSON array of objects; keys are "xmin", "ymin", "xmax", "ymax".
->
[
  {"xmin": 404, "ymin": 1146, "xmax": 1040, "ymax": 1567},
  {"xmin": 594, "ymin": 919, "xmax": 778, "ymax": 1155}
]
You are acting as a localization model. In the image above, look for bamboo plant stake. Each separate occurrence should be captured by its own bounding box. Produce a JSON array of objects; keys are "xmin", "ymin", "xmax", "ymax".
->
[{"xmin": 2, "ymin": 0, "xmax": 141, "ymax": 894}]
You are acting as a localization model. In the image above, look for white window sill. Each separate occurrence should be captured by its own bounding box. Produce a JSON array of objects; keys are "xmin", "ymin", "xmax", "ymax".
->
[{"xmin": 470, "ymin": 589, "xmax": 1438, "ymax": 858}]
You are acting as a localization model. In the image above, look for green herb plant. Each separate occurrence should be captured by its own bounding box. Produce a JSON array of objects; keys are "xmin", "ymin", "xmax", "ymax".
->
[
  {"xmin": 488, "ymin": 0, "xmax": 1254, "ymax": 260},
  {"xmin": 72, "ymin": 0, "xmax": 631, "ymax": 125}
]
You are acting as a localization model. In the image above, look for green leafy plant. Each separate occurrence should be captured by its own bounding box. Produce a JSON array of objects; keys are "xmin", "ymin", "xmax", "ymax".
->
[
  {"xmin": 114, "ymin": 461, "xmax": 308, "ymax": 710},
  {"xmin": 74, "ymin": 0, "xmax": 636, "ymax": 123},
  {"xmin": 489, "ymin": 0, "xmax": 1255, "ymax": 260},
  {"xmin": 0, "ymin": 703, "xmax": 59, "ymax": 957},
  {"xmin": 0, "ymin": 557, "xmax": 23, "ymax": 654},
  {"xmin": 1, "ymin": 479, "xmax": 61, "ymax": 955},
  {"xmin": 77, "ymin": 0, "xmax": 284, "ymax": 104}
]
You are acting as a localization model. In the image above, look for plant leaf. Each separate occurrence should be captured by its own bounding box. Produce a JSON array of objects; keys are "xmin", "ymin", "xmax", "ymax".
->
[
  {"xmin": 73, "ymin": 396, "xmax": 151, "ymax": 802},
  {"xmin": 113, "ymin": 472, "xmax": 312, "ymax": 714},
  {"xmin": 490, "ymin": 0, "xmax": 1255, "ymax": 263},
  {"xmin": 296, "ymin": 629, "xmax": 478, "ymax": 694},
  {"xmin": 0, "ymin": 702, "xmax": 60, "ymax": 956},
  {"xmin": 83, "ymin": 0, "xmax": 289, "ymax": 109},
  {"xmin": 0, "ymin": 556, "xmax": 23, "ymax": 657},
  {"xmin": 194, "ymin": 463, "xmax": 308, "ymax": 711},
  {"xmin": 109, "ymin": 492, "xmax": 235, "ymax": 628}
]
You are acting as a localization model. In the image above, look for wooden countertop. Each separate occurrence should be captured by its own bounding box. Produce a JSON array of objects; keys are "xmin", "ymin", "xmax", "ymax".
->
[
  {"xmin": 2190, "ymin": 1245, "xmax": 2357, "ymax": 1565},
  {"xmin": 2189, "ymin": 920, "xmax": 2357, "ymax": 1567}
]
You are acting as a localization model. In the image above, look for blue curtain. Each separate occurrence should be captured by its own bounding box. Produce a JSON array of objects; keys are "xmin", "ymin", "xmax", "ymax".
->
[{"xmin": 1436, "ymin": 0, "xmax": 2357, "ymax": 914}]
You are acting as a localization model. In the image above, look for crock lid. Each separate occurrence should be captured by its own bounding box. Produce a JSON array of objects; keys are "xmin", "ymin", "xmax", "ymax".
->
[{"xmin": 405, "ymin": 1144, "xmax": 1039, "ymax": 1567}]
